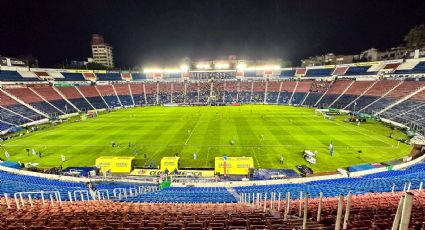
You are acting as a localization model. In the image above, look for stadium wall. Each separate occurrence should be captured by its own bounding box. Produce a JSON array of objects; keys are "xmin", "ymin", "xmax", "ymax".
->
[{"xmin": 2, "ymin": 151, "xmax": 423, "ymax": 187}]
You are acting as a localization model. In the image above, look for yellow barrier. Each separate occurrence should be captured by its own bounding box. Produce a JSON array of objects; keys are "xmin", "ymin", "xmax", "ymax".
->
[
  {"xmin": 214, "ymin": 157, "xmax": 254, "ymax": 175},
  {"xmin": 95, "ymin": 156, "xmax": 134, "ymax": 173},
  {"xmin": 160, "ymin": 157, "xmax": 180, "ymax": 171}
]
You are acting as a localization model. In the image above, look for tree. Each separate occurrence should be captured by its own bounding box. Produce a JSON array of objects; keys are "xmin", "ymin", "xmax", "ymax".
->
[
  {"xmin": 403, "ymin": 24, "xmax": 425, "ymax": 49},
  {"xmin": 85, "ymin": 62, "xmax": 109, "ymax": 70},
  {"xmin": 17, "ymin": 54, "xmax": 39, "ymax": 67}
]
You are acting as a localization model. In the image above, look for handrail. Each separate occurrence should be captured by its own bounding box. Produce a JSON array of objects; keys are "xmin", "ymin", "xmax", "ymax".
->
[{"xmin": 13, "ymin": 190, "xmax": 61, "ymax": 209}]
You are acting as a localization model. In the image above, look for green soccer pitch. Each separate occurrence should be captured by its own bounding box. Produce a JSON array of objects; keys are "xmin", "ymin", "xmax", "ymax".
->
[{"xmin": 1, "ymin": 105, "xmax": 411, "ymax": 172}]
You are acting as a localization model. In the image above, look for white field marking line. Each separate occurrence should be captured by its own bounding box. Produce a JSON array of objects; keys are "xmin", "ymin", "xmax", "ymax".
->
[
  {"xmin": 3, "ymin": 122, "xmax": 76, "ymax": 145},
  {"xmin": 251, "ymin": 147, "xmax": 261, "ymax": 168},
  {"xmin": 4, "ymin": 144, "xmax": 398, "ymax": 148},
  {"xmin": 329, "ymin": 117, "xmax": 394, "ymax": 147},
  {"xmin": 184, "ymin": 109, "xmax": 206, "ymax": 145},
  {"xmin": 205, "ymin": 146, "xmax": 211, "ymax": 167},
  {"xmin": 271, "ymin": 113, "xmax": 323, "ymax": 147}
]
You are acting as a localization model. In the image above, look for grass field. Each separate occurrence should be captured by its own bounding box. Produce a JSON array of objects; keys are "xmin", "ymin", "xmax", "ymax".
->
[{"xmin": 2, "ymin": 105, "xmax": 411, "ymax": 172}]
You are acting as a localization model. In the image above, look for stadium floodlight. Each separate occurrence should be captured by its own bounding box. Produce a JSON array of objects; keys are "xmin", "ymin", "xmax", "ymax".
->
[
  {"xmin": 143, "ymin": 68, "xmax": 182, "ymax": 73},
  {"xmin": 143, "ymin": 68, "xmax": 163, "ymax": 73},
  {"xmin": 215, "ymin": 63, "xmax": 230, "ymax": 69},
  {"xmin": 246, "ymin": 65, "xmax": 281, "ymax": 71},
  {"xmin": 236, "ymin": 63, "xmax": 247, "ymax": 70},
  {"xmin": 163, "ymin": 68, "xmax": 181, "ymax": 73},
  {"xmin": 180, "ymin": 65, "xmax": 189, "ymax": 72},
  {"xmin": 196, "ymin": 63, "xmax": 211, "ymax": 69}
]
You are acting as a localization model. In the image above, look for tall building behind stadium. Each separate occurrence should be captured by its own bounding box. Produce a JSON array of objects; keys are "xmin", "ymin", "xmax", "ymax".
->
[{"xmin": 90, "ymin": 34, "xmax": 114, "ymax": 68}]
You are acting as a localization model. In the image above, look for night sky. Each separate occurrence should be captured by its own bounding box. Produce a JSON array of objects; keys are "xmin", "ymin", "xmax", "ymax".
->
[{"xmin": 0, "ymin": 0, "xmax": 424, "ymax": 68}]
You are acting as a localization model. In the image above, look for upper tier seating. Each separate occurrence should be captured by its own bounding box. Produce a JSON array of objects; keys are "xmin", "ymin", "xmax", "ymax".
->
[
  {"xmin": 305, "ymin": 68, "xmax": 334, "ymax": 77},
  {"xmin": 60, "ymin": 72, "xmax": 86, "ymax": 81},
  {"xmin": 131, "ymin": 73, "xmax": 146, "ymax": 81},
  {"xmin": 332, "ymin": 66, "xmax": 348, "ymax": 75},
  {"xmin": 394, "ymin": 61, "xmax": 425, "ymax": 74},
  {"xmin": 382, "ymin": 62, "xmax": 401, "ymax": 70},
  {"xmin": 344, "ymin": 66, "xmax": 375, "ymax": 76},
  {"xmin": 280, "ymin": 69, "xmax": 296, "ymax": 77},
  {"xmin": 0, "ymin": 70, "xmax": 39, "ymax": 81},
  {"xmin": 96, "ymin": 73, "xmax": 123, "ymax": 81},
  {"xmin": 244, "ymin": 70, "xmax": 258, "ymax": 78}
]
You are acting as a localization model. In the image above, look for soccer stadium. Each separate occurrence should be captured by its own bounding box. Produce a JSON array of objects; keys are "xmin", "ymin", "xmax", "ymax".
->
[{"xmin": 1, "ymin": 1, "xmax": 425, "ymax": 229}]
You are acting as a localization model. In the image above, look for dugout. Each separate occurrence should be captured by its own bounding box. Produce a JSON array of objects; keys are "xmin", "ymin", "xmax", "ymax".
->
[
  {"xmin": 95, "ymin": 156, "xmax": 134, "ymax": 173},
  {"xmin": 214, "ymin": 157, "xmax": 254, "ymax": 175}
]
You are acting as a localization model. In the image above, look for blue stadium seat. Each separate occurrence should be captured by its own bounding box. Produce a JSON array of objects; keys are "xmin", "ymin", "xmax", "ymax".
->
[
  {"xmin": 131, "ymin": 73, "xmax": 146, "ymax": 81},
  {"xmin": 344, "ymin": 66, "xmax": 375, "ymax": 76},
  {"xmin": 96, "ymin": 73, "xmax": 123, "ymax": 81},
  {"xmin": 280, "ymin": 70, "xmax": 296, "ymax": 77},
  {"xmin": 394, "ymin": 61, "xmax": 425, "ymax": 74},
  {"xmin": 61, "ymin": 72, "xmax": 86, "ymax": 81},
  {"xmin": 305, "ymin": 68, "xmax": 334, "ymax": 77},
  {"xmin": 0, "ymin": 70, "xmax": 39, "ymax": 81}
]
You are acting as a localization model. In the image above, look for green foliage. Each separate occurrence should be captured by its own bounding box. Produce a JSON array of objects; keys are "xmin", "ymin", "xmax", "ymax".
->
[
  {"xmin": 85, "ymin": 62, "xmax": 109, "ymax": 70},
  {"xmin": 404, "ymin": 24, "xmax": 425, "ymax": 49}
]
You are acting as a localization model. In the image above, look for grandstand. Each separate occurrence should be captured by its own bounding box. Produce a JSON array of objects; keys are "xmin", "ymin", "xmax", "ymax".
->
[{"xmin": 0, "ymin": 57, "xmax": 425, "ymax": 229}]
